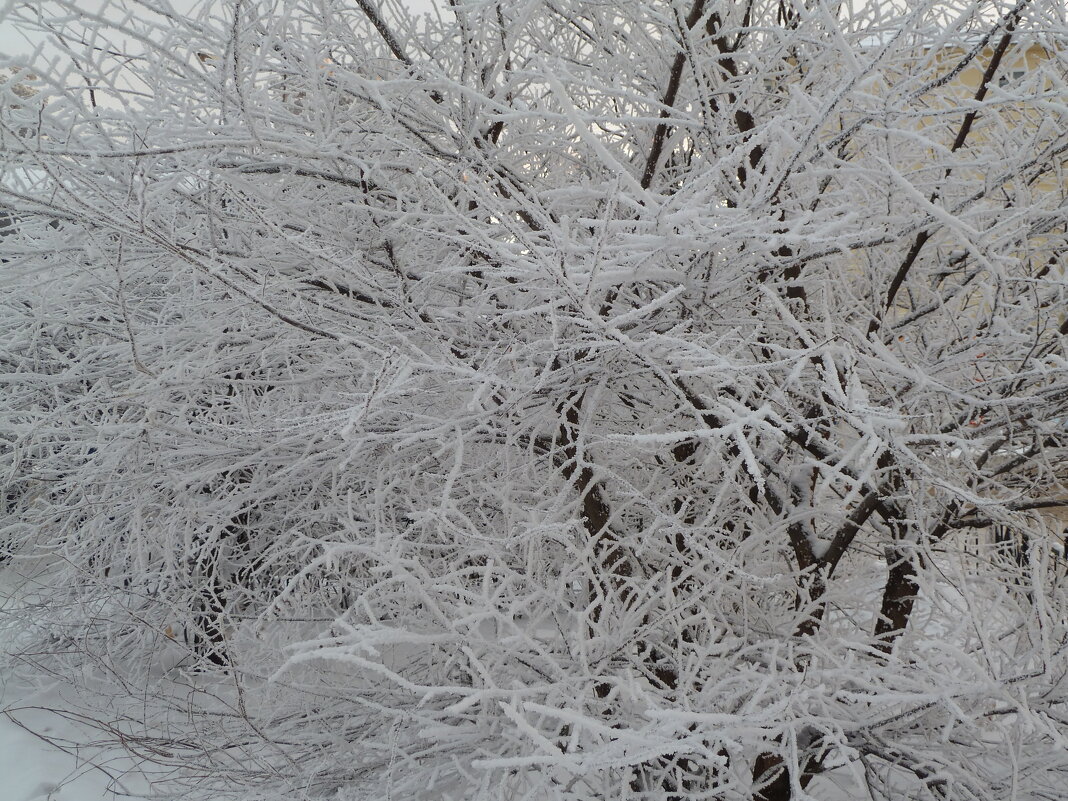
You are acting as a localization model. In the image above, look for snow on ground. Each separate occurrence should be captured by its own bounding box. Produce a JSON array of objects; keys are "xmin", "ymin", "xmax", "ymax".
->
[
  {"xmin": 1, "ymin": 565, "xmax": 154, "ymax": 801},
  {"xmin": 0, "ymin": 678, "xmax": 155, "ymax": 801}
]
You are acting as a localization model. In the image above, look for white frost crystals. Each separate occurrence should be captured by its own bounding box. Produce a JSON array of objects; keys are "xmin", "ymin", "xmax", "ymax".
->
[{"xmin": 2, "ymin": 1, "xmax": 1068, "ymax": 800}]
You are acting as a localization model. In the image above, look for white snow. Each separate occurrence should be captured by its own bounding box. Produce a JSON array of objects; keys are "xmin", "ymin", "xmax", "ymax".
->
[
  {"xmin": 0, "ymin": 680, "xmax": 154, "ymax": 801},
  {"xmin": 1, "ymin": 567, "xmax": 154, "ymax": 801}
]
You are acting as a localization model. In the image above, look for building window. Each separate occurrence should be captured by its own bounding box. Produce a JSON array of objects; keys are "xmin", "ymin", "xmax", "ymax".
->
[{"xmin": 998, "ymin": 68, "xmax": 1028, "ymax": 87}]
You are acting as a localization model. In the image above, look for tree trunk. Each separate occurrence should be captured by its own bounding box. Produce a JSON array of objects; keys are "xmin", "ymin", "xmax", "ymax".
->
[{"xmin": 873, "ymin": 544, "xmax": 919, "ymax": 653}]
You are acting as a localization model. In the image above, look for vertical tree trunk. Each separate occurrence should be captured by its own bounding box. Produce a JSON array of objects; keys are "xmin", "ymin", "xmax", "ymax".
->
[{"xmin": 873, "ymin": 544, "xmax": 919, "ymax": 653}]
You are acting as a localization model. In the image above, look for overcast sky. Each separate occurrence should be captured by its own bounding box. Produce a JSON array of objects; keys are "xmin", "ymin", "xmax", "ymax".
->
[{"xmin": 0, "ymin": 0, "xmax": 439, "ymax": 64}]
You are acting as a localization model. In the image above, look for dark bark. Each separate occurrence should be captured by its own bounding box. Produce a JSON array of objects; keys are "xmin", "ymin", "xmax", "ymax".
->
[
  {"xmin": 873, "ymin": 543, "xmax": 920, "ymax": 653},
  {"xmin": 640, "ymin": 0, "xmax": 710, "ymax": 190},
  {"xmin": 753, "ymin": 748, "xmax": 823, "ymax": 801},
  {"xmin": 869, "ymin": 10, "xmax": 1023, "ymax": 337},
  {"xmin": 190, "ymin": 566, "xmax": 229, "ymax": 667}
]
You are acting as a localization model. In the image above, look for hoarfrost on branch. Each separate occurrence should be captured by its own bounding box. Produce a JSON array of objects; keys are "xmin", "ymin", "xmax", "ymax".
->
[{"xmin": 2, "ymin": 1, "xmax": 1068, "ymax": 799}]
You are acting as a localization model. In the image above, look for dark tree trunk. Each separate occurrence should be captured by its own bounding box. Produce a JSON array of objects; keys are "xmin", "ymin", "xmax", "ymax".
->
[{"xmin": 873, "ymin": 544, "xmax": 919, "ymax": 653}]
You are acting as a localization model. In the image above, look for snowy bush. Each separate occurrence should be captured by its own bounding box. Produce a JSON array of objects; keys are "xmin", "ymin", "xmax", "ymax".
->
[{"xmin": 2, "ymin": 1, "xmax": 1068, "ymax": 799}]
